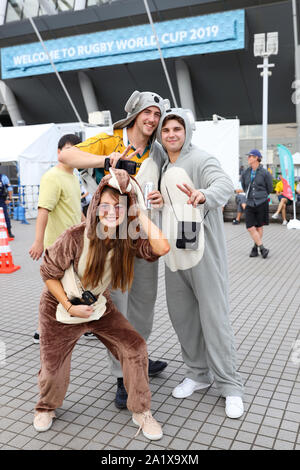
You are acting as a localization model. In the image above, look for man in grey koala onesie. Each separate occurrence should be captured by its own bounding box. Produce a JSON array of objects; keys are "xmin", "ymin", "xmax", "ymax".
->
[{"xmin": 157, "ymin": 108, "xmax": 244, "ymax": 419}]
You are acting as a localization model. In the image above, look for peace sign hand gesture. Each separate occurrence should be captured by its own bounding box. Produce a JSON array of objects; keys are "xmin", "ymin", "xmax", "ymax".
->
[
  {"xmin": 177, "ymin": 183, "xmax": 206, "ymax": 208},
  {"xmin": 108, "ymin": 145, "xmax": 141, "ymax": 168}
]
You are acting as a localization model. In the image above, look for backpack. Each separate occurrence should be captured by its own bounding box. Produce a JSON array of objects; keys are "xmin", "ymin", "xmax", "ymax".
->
[{"xmin": 0, "ymin": 174, "xmax": 8, "ymax": 199}]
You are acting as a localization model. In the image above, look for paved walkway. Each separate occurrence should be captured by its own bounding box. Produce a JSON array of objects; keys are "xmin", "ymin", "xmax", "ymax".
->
[{"xmin": 0, "ymin": 220, "xmax": 299, "ymax": 450}]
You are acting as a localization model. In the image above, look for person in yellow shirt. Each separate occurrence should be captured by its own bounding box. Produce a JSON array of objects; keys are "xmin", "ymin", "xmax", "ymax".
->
[
  {"xmin": 272, "ymin": 175, "xmax": 297, "ymax": 225},
  {"xmin": 29, "ymin": 133, "xmax": 83, "ymax": 343},
  {"xmin": 58, "ymin": 91, "xmax": 170, "ymax": 410}
]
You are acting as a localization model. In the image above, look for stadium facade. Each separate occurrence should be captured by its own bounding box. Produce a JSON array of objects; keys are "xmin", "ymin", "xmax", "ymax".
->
[{"xmin": 0, "ymin": 0, "xmax": 299, "ymax": 171}]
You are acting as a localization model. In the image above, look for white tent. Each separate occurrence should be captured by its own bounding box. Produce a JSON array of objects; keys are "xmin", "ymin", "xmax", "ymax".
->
[
  {"xmin": 293, "ymin": 152, "xmax": 300, "ymax": 177},
  {"xmin": 0, "ymin": 122, "xmax": 110, "ymax": 218},
  {"xmin": 0, "ymin": 123, "xmax": 62, "ymax": 185},
  {"xmin": 192, "ymin": 119, "xmax": 240, "ymax": 188}
]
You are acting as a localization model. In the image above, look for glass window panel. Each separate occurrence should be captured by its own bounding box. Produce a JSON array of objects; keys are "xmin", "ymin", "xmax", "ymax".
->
[
  {"xmin": 6, "ymin": 1, "xmax": 23, "ymax": 22},
  {"xmin": 57, "ymin": 0, "xmax": 75, "ymax": 11},
  {"xmin": 87, "ymin": 0, "xmax": 118, "ymax": 5},
  {"xmin": 23, "ymin": 0, "xmax": 39, "ymax": 18},
  {"xmin": 38, "ymin": 1, "xmax": 57, "ymax": 16}
]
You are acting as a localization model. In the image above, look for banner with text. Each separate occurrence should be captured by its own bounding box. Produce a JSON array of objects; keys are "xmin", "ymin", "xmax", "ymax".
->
[
  {"xmin": 278, "ymin": 144, "xmax": 295, "ymax": 201},
  {"xmin": 1, "ymin": 9, "xmax": 245, "ymax": 79}
]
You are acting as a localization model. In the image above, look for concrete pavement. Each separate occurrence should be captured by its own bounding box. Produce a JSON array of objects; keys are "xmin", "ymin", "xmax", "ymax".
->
[{"xmin": 0, "ymin": 219, "xmax": 299, "ymax": 450}]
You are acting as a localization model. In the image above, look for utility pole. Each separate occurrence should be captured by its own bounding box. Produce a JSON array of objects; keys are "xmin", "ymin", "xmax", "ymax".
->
[{"xmin": 254, "ymin": 32, "xmax": 278, "ymax": 167}]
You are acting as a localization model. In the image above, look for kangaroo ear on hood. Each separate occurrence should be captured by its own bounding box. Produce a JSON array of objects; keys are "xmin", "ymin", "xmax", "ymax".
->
[
  {"xmin": 85, "ymin": 169, "xmax": 145, "ymax": 240},
  {"xmin": 108, "ymin": 168, "xmax": 132, "ymax": 194}
]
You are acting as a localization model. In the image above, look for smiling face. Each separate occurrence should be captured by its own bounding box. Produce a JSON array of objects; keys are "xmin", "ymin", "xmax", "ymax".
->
[
  {"xmin": 98, "ymin": 188, "xmax": 127, "ymax": 229},
  {"xmin": 161, "ymin": 118, "xmax": 186, "ymax": 158},
  {"xmin": 133, "ymin": 106, "xmax": 161, "ymax": 138}
]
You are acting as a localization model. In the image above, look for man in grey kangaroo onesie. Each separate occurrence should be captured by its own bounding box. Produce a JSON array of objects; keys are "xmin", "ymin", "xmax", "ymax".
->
[{"xmin": 157, "ymin": 108, "xmax": 244, "ymax": 419}]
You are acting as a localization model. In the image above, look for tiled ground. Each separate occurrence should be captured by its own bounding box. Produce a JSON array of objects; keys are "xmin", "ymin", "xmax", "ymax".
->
[{"xmin": 0, "ymin": 219, "xmax": 299, "ymax": 450}]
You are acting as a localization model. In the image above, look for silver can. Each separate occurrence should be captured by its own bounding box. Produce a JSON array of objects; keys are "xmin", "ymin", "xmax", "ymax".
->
[{"xmin": 144, "ymin": 182, "xmax": 154, "ymax": 209}]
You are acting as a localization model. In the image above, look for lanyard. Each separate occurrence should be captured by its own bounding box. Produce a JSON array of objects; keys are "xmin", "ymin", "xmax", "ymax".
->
[{"xmin": 165, "ymin": 184, "xmax": 209, "ymax": 223}]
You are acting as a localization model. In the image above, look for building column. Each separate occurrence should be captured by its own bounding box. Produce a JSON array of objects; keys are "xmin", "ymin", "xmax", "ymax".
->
[
  {"xmin": 175, "ymin": 59, "xmax": 196, "ymax": 118},
  {"xmin": 0, "ymin": 81, "xmax": 24, "ymax": 126},
  {"xmin": 292, "ymin": 0, "xmax": 300, "ymax": 150},
  {"xmin": 78, "ymin": 71, "xmax": 99, "ymax": 117},
  {"xmin": 0, "ymin": 0, "xmax": 7, "ymax": 25},
  {"xmin": 74, "ymin": 0, "xmax": 87, "ymax": 10}
]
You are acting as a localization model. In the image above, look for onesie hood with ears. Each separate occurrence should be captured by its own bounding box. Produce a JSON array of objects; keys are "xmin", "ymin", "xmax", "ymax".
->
[
  {"xmin": 85, "ymin": 168, "xmax": 147, "ymax": 239},
  {"xmin": 157, "ymin": 107, "xmax": 196, "ymax": 158},
  {"xmin": 113, "ymin": 90, "xmax": 170, "ymax": 138}
]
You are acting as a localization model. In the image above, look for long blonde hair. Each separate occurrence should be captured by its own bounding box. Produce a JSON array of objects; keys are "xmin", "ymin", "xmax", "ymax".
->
[{"xmin": 82, "ymin": 186, "xmax": 137, "ymax": 291}]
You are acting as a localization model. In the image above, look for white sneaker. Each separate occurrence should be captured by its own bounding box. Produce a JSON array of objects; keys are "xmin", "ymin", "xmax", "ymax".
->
[
  {"xmin": 272, "ymin": 213, "xmax": 279, "ymax": 219},
  {"xmin": 225, "ymin": 396, "xmax": 244, "ymax": 419},
  {"xmin": 33, "ymin": 411, "xmax": 56, "ymax": 432},
  {"xmin": 132, "ymin": 410, "xmax": 163, "ymax": 441},
  {"xmin": 172, "ymin": 377, "xmax": 212, "ymax": 399},
  {"xmin": 282, "ymin": 220, "xmax": 288, "ymax": 226}
]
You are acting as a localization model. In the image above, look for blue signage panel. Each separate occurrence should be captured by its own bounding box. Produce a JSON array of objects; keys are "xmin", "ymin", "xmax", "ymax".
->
[{"xmin": 1, "ymin": 10, "xmax": 245, "ymax": 79}]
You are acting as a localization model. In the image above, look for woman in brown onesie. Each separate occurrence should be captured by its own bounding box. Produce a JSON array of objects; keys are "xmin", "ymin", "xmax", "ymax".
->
[{"xmin": 33, "ymin": 169, "xmax": 170, "ymax": 441}]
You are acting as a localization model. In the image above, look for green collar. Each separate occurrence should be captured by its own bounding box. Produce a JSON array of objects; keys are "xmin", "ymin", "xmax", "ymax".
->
[{"xmin": 128, "ymin": 142, "xmax": 151, "ymax": 159}]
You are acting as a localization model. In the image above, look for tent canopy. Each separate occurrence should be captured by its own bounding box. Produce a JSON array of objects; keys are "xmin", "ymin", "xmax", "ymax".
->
[
  {"xmin": 0, "ymin": 123, "xmax": 61, "ymax": 185},
  {"xmin": 0, "ymin": 121, "xmax": 240, "ymax": 186}
]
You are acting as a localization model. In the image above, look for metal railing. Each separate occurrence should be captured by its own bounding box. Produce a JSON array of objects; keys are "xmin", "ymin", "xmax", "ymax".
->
[
  {"xmin": 8, "ymin": 184, "xmax": 40, "ymax": 224},
  {"xmin": 5, "ymin": 0, "xmax": 119, "ymax": 23}
]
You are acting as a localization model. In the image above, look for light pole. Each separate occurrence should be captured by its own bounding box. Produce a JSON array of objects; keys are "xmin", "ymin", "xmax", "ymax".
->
[{"xmin": 254, "ymin": 32, "xmax": 278, "ymax": 168}]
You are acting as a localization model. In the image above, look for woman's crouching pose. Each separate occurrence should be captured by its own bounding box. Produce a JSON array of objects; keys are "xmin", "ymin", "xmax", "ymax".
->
[{"xmin": 33, "ymin": 169, "xmax": 170, "ymax": 441}]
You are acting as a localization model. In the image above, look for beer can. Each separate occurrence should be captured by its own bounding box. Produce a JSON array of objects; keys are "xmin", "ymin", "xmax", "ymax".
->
[{"xmin": 144, "ymin": 182, "xmax": 154, "ymax": 209}]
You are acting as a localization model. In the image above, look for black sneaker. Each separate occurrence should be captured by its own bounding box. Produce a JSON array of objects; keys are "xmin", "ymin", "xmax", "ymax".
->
[
  {"xmin": 232, "ymin": 219, "xmax": 240, "ymax": 225},
  {"xmin": 260, "ymin": 247, "xmax": 269, "ymax": 259},
  {"xmin": 115, "ymin": 378, "xmax": 128, "ymax": 409},
  {"xmin": 249, "ymin": 245, "xmax": 258, "ymax": 257},
  {"xmin": 8, "ymin": 231, "xmax": 15, "ymax": 238},
  {"xmin": 33, "ymin": 332, "xmax": 40, "ymax": 344},
  {"xmin": 148, "ymin": 358, "xmax": 168, "ymax": 377}
]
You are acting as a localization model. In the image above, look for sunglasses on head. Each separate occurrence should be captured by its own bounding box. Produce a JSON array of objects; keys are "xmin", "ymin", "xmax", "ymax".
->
[{"xmin": 98, "ymin": 203, "xmax": 126, "ymax": 215}]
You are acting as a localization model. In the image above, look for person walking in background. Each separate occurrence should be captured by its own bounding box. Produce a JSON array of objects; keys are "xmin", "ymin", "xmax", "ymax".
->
[
  {"xmin": 80, "ymin": 184, "xmax": 92, "ymax": 217},
  {"xmin": 241, "ymin": 149, "xmax": 273, "ymax": 258},
  {"xmin": 296, "ymin": 179, "xmax": 300, "ymax": 203},
  {"xmin": 29, "ymin": 134, "xmax": 82, "ymax": 343},
  {"xmin": 272, "ymin": 175, "xmax": 296, "ymax": 225},
  {"xmin": 232, "ymin": 183, "xmax": 247, "ymax": 225},
  {"xmin": 0, "ymin": 172, "xmax": 14, "ymax": 238}
]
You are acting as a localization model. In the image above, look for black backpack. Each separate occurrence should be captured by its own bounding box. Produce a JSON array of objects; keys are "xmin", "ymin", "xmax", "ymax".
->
[{"xmin": 0, "ymin": 174, "xmax": 8, "ymax": 199}]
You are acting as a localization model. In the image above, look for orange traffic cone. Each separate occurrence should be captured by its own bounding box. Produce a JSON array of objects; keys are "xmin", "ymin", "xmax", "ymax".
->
[
  {"xmin": 0, "ymin": 207, "xmax": 14, "ymax": 242},
  {"xmin": 0, "ymin": 226, "xmax": 20, "ymax": 274}
]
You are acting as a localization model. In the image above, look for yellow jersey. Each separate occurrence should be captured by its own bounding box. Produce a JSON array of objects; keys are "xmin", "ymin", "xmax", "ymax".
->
[
  {"xmin": 76, "ymin": 129, "xmax": 150, "ymax": 184},
  {"xmin": 275, "ymin": 180, "xmax": 297, "ymax": 193}
]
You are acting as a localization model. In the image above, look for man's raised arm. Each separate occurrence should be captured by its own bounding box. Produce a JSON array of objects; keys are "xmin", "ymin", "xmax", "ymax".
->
[{"xmin": 58, "ymin": 146, "xmax": 106, "ymax": 169}]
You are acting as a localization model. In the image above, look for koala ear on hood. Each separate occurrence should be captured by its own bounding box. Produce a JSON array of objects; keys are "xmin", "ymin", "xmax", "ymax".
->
[
  {"xmin": 162, "ymin": 98, "xmax": 171, "ymax": 112},
  {"xmin": 124, "ymin": 90, "xmax": 141, "ymax": 114}
]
